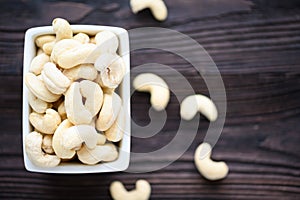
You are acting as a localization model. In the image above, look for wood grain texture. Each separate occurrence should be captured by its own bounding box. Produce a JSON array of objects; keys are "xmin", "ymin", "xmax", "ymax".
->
[{"xmin": 0, "ymin": 0, "xmax": 300, "ymax": 199}]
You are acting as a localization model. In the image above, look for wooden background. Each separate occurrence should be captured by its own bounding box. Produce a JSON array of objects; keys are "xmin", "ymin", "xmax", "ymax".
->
[{"xmin": 0, "ymin": 0, "xmax": 300, "ymax": 199}]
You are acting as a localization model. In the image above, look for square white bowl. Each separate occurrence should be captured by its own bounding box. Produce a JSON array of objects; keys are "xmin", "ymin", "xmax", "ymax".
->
[{"xmin": 23, "ymin": 25, "xmax": 131, "ymax": 173}]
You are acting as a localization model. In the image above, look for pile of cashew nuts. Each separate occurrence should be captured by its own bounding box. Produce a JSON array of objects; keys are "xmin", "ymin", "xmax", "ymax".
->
[{"xmin": 25, "ymin": 18, "xmax": 126, "ymax": 167}]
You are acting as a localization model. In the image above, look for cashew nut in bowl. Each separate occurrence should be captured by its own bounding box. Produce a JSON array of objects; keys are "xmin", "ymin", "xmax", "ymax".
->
[
  {"xmin": 43, "ymin": 41, "xmax": 55, "ymax": 55},
  {"xmin": 28, "ymin": 91, "xmax": 51, "ymax": 114},
  {"xmin": 130, "ymin": 0, "xmax": 168, "ymax": 21},
  {"xmin": 73, "ymin": 33, "xmax": 90, "ymax": 44},
  {"xmin": 52, "ymin": 18, "xmax": 73, "ymax": 41},
  {"xmin": 41, "ymin": 62, "xmax": 71, "ymax": 95},
  {"xmin": 25, "ymin": 73, "xmax": 61, "ymax": 102},
  {"xmin": 63, "ymin": 64, "xmax": 98, "ymax": 81},
  {"xmin": 29, "ymin": 109, "xmax": 61, "ymax": 134},
  {"xmin": 77, "ymin": 143, "xmax": 118, "ymax": 165},
  {"xmin": 35, "ymin": 35, "xmax": 55, "ymax": 48},
  {"xmin": 133, "ymin": 73, "xmax": 170, "ymax": 111},
  {"xmin": 52, "ymin": 119, "xmax": 76, "ymax": 159},
  {"xmin": 194, "ymin": 143, "xmax": 229, "ymax": 181},
  {"xmin": 25, "ymin": 131, "xmax": 61, "ymax": 167},
  {"xmin": 94, "ymin": 53, "xmax": 126, "ymax": 88},
  {"xmin": 30, "ymin": 53, "xmax": 50, "ymax": 75},
  {"xmin": 42, "ymin": 134, "xmax": 55, "ymax": 154},
  {"xmin": 105, "ymin": 107, "xmax": 125, "ymax": 142},
  {"xmin": 51, "ymin": 39, "xmax": 81, "ymax": 64},
  {"xmin": 95, "ymin": 30, "xmax": 119, "ymax": 53},
  {"xmin": 180, "ymin": 94, "xmax": 218, "ymax": 122},
  {"xmin": 62, "ymin": 125, "xmax": 99, "ymax": 150},
  {"xmin": 96, "ymin": 92, "xmax": 122, "ymax": 131},
  {"xmin": 110, "ymin": 179, "xmax": 151, "ymax": 200}
]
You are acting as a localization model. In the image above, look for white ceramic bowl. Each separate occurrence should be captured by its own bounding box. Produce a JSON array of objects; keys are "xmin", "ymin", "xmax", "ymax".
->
[{"xmin": 23, "ymin": 25, "xmax": 131, "ymax": 173}]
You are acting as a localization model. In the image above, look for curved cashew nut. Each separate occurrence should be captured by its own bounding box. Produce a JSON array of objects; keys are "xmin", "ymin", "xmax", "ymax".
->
[
  {"xmin": 110, "ymin": 180, "xmax": 151, "ymax": 200},
  {"xmin": 42, "ymin": 134, "xmax": 54, "ymax": 154},
  {"xmin": 180, "ymin": 94, "xmax": 218, "ymax": 122},
  {"xmin": 62, "ymin": 125, "xmax": 99, "ymax": 150},
  {"xmin": 96, "ymin": 92, "xmax": 122, "ymax": 131},
  {"xmin": 73, "ymin": 33, "xmax": 90, "ymax": 44},
  {"xmin": 77, "ymin": 143, "xmax": 118, "ymax": 165},
  {"xmin": 28, "ymin": 91, "xmax": 51, "ymax": 113},
  {"xmin": 133, "ymin": 73, "xmax": 170, "ymax": 111},
  {"xmin": 105, "ymin": 107, "xmax": 125, "ymax": 142},
  {"xmin": 52, "ymin": 119, "xmax": 76, "ymax": 159},
  {"xmin": 50, "ymin": 39, "xmax": 81, "ymax": 64},
  {"xmin": 29, "ymin": 108, "xmax": 61, "ymax": 134},
  {"xmin": 25, "ymin": 131, "xmax": 60, "ymax": 167},
  {"xmin": 130, "ymin": 0, "xmax": 168, "ymax": 21},
  {"xmin": 25, "ymin": 73, "xmax": 61, "ymax": 102},
  {"xmin": 65, "ymin": 81, "xmax": 103, "ymax": 125},
  {"xmin": 63, "ymin": 64, "xmax": 98, "ymax": 81},
  {"xmin": 30, "ymin": 53, "xmax": 50, "ymax": 75},
  {"xmin": 35, "ymin": 35, "xmax": 55, "ymax": 48},
  {"xmin": 95, "ymin": 30, "xmax": 119, "ymax": 53},
  {"xmin": 94, "ymin": 53, "xmax": 126, "ymax": 89},
  {"xmin": 52, "ymin": 18, "xmax": 73, "ymax": 41},
  {"xmin": 41, "ymin": 62, "xmax": 71, "ymax": 95},
  {"xmin": 194, "ymin": 143, "xmax": 229, "ymax": 181}
]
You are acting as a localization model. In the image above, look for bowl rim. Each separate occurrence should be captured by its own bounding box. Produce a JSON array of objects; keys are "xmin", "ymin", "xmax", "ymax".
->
[{"xmin": 23, "ymin": 25, "xmax": 131, "ymax": 173}]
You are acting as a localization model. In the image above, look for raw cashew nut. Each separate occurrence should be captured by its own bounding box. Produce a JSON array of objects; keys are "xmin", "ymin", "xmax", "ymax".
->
[
  {"xmin": 96, "ymin": 92, "xmax": 122, "ymax": 131},
  {"xmin": 105, "ymin": 107, "xmax": 125, "ymax": 142},
  {"xmin": 50, "ymin": 39, "xmax": 81, "ymax": 64},
  {"xmin": 28, "ymin": 91, "xmax": 51, "ymax": 113},
  {"xmin": 77, "ymin": 143, "xmax": 118, "ymax": 165},
  {"xmin": 130, "ymin": 0, "xmax": 168, "ymax": 21},
  {"xmin": 41, "ymin": 62, "xmax": 71, "ymax": 95},
  {"xmin": 42, "ymin": 134, "xmax": 54, "ymax": 154},
  {"xmin": 180, "ymin": 94, "xmax": 218, "ymax": 121},
  {"xmin": 110, "ymin": 180, "xmax": 151, "ymax": 200},
  {"xmin": 43, "ymin": 41, "xmax": 55, "ymax": 55},
  {"xmin": 133, "ymin": 73, "xmax": 170, "ymax": 111},
  {"xmin": 35, "ymin": 35, "xmax": 55, "ymax": 48},
  {"xmin": 62, "ymin": 125, "xmax": 99, "ymax": 150},
  {"xmin": 73, "ymin": 33, "xmax": 90, "ymax": 44},
  {"xmin": 95, "ymin": 30, "xmax": 119, "ymax": 53},
  {"xmin": 63, "ymin": 64, "xmax": 97, "ymax": 81},
  {"xmin": 25, "ymin": 131, "xmax": 60, "ymax": 167},
  {"xmin": 52, "ymin": 119, "xmax": 76, "ymax": 159},
  {"xmin": 30, "ymin": 53, "xmax": 50, "ymax": 75},
  {"xmin": 29, "ymin": 109, "xmax": 61, "ymax": 134},
  {"xmin": 65, "ymin": 81, "xmax": 103, "ymax": 125},
  {"xmin": 194, "ymin": 143, "xmax": 229, "ymax": 181},
  {"xmin": 25, "ymin": 73, "xmax": 61, "ymax": 102},
  {"xmin": 52, "ymin": 18, "xmax": 73, "ymax": 41},
  {"xmin": 58, "ymin": 101, "xmax": 67, "ymax": 120},
  {"xmin": 94, "ymin": 53, "xmax": 126, "ymax": 88}
]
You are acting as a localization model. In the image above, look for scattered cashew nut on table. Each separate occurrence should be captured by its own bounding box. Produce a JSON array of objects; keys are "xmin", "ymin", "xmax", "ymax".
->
[
  {"xmin": 110, "ymin": 179, "xmax": 151, "ymax": 200},
  {"xmin": 133, "ymin": 73, "xmax": 170, "ymax": 111},
  {"xmin": 180, "ymin": 94, "xmax": 218, "ymax": 122},
  {"xmin": 194, "ymin": 143, "xmax": 229, "ymax": 181},
  {"xmin": 130, "ymin": 0, "xmax": 168, "ymax": 21}
]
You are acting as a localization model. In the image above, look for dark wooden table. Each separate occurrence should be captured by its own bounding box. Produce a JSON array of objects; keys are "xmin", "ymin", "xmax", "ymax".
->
[{"xmin": 0, "ymin": 0, "xmax": 300, "ymax": 199}]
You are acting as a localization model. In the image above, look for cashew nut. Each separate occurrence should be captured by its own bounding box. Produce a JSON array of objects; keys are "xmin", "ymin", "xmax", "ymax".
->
[
  {"xmin": 63, "ymin": 64, "xmax": 97, "ymax": 81},
  {"xmin": 94, "ymin": 53, "xmax": 126, "ymax": 88},
  {"xmin": 41, "ymin": 62, "xmax": 71, "ymax": 95},
  {"xmin": 96, "ymin": 92, "xmax": 122, "ymax": 131},
  {"xmin": 73, "ymin": 33, "xmax": 90, "ymax": 44},
  {"xmin": 77, "ymin": 143, "xmax": 118, "ymax": 165},
  {"xmin": 52, "ymin": 18, "xmax": 73, "ymax": 41},
  {"xmin": 35, "ymin": 35, "xmax": 55, "ymax": 48},
  {"xmin": 65, "ymin": 81, "xmax": 103, "ymax": 125},
  {"xmin": 180, "ymin": 94, "xmax": 218, "ymax": 122},
  {"xmin": 51, "ymin": 39, "xmax": 81, "ymax": 64},
  {"xmin": 25, "ymin": 72, "xmax": 61, "ymax": 102},
  {"xmin": 28, "ymin": 91, "xmax": 51, "ymax": 113},
  {"xmin": 95, "ymin": 30, "xmax": 119, "ymax": 53},
  {"xmin": 42, "ymin": 134, "xmax": 54, "ymax": 154},
  {"xmin": 52, "ymin": 119, "xmax": 76, "ymax": 159},
  {"xmin": 30, "ymin": 53, "xmax": 50, "ymax": 75},
  {"xmin": 130, "ymin": 0, "xmax": 168, "ymax": 21},
  {"xmin": 133, "ymin": 73, "xmax": 170, "ymax": 111},
  {"xmin": 29, "ymin": 108, "xmax": 61, "ymax": 134},
  {"xmin": 42, "ymin": 41, "xmax": 55, "ymax": 55},
  {"xmin": 58, "ymin": 101, "xmax": 67, "ymax": 120},
  {"xmin": 25, "ymin": 131, "xmax": 60, "ymax": 167},
  {"xmin": 194, "ymin": 143, "xmax": 229, "ymax": 181},
  {"xmin": 62, "ymin": 125, "xmax": 99, "ymax": 150},
  {"xmin": 105, "ymin": 107, "xmax": 125, "ymax": 142},
  {"xmin": 110, "ymin": 180, "xmax": 151, "ymax": 200}
]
